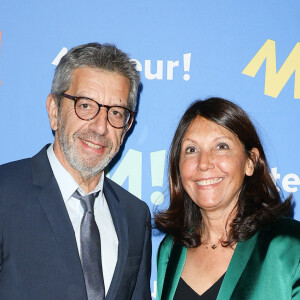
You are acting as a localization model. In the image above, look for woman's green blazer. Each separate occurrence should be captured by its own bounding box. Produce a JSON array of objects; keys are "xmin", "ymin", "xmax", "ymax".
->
[{"xmin": 156, "ymin": 218, "xmax": 300, "ymax": 300}]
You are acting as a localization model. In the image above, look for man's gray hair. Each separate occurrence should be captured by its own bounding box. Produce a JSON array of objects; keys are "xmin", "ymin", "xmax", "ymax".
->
[{"xmin": 51, "ymin": 43, "xmax": 140, "ymax": 111}]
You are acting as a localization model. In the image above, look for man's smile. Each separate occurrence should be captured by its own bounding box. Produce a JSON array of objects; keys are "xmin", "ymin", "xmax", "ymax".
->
[{"xmin": 81, "ymin": 138, "xmax": 104, "ymax": 150}]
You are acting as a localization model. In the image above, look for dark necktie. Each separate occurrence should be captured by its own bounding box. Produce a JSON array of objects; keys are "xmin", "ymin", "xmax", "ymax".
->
[{"xmin": 72, "ymin": 190, "xmax": 105, "ymax": 300}]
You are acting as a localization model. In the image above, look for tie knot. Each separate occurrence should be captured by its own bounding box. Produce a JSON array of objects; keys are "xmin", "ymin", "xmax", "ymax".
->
[{"xmin": 72, "ymin": 190, "xmax": 100, "ymax": 213}]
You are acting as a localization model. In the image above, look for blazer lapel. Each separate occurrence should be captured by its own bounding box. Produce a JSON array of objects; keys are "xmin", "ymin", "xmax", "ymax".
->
[
  {"xmin": 161, "ymin": 242, "xmax": 186, "ymax": 300},
  {"xmin": 103, "ymin": 178, "xmax": 129, "ymax": 300},
  {"xmin": 31, "ymin": 146, "xmax": 86, "ymax": 289},
  {"xmin": 217, "ymin": 232, "xmax": 259, "ymax": 300}
]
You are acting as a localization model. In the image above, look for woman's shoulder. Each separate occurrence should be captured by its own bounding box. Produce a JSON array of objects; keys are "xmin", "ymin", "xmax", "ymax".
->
[
  {"xmin": 270, "ymin": 217, "xmax": 300, "ymax": 237},
  {"xmin": 259, "ymin": 217, "xmax": 300, "ymax": 250},
  {"xmin": 156, "ymin": 235, "xmax": 175, "ymax": 299},
  {"xmin": 157, "ymin": 235, "xmax": 174, "ymax": 261}
]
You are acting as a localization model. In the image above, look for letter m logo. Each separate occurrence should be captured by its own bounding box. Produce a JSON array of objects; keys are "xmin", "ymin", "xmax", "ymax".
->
[{"xmin": 242, "ymin": 39, "xmax": 300, "ymax": 99}]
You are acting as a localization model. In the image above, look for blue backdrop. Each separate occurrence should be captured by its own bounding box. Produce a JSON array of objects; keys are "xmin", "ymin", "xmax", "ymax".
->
[{"xmin": 1, "ymin": 1, "xmax": 300, "ymax": 297}]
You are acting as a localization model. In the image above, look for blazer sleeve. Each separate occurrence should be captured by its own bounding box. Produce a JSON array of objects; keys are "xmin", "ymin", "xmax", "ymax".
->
[
  {"xmin": 131, "ymin": 205, "xmax": 152, "ymax": 300},
  {"xmin": 292, "ymin": 261, "xmax": 300, "ymax": 298}
]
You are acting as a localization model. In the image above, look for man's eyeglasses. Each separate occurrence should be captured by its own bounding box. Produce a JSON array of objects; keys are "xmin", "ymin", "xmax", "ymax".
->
[{"xmin": 61, "ymin": 93, "xmax": 134, "ymax": 129}]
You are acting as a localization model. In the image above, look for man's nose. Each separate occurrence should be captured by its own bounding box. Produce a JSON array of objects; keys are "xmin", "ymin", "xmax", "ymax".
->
[{"xmin": 88, "ymin": 108, "xmax": 108, "ymax": 135}]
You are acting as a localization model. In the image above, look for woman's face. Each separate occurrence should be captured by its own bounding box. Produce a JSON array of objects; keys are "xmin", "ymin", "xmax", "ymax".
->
[{"xmin": 179, "ymin": 117, "xmax": 255, "ymax": 214}]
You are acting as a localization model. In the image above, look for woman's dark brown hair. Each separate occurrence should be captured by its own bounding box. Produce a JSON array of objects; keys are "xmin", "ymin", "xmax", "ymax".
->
[{"xmin": 154, "ymin": 97, "xmax": 291, "ymax": 248}]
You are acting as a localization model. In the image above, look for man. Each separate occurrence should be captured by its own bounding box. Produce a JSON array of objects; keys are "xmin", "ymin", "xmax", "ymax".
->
[{"xmin": 0, "ymin": 43, "xmax": 151, "ymax": 300}]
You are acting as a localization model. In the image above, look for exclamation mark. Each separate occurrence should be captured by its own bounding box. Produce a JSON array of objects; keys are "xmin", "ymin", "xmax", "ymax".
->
[
  {"xmin": 150, "ymin": 150, "xmax": 166, "ymax": 205},
  {"xmin": 0, "ymin": 31, "xmax": 2, "ymax": 86},
  {"xmin": 51, "ymin": 47, "xmax": 68, "ymax": 66},
  {"xmin": 183, "ymin": 53, "xmax": 191, "ymax": 81}
]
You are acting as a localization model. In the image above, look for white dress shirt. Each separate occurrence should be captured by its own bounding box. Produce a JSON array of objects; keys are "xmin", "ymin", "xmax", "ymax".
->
[{"xmin": 47, "ymin": 144, "xmax": 118, "ymax": 295}]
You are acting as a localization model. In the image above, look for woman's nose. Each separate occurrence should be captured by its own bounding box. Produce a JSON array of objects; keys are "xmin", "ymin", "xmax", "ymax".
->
[{"xmin": 198, "ymin": 151, "xmax": 214, "ymax": 171}]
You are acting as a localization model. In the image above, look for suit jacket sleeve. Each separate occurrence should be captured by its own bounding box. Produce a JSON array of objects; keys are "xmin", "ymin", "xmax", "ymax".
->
[
  {"xmin": 131, "ymin": 205, "xmax": 152, "ymax": 300},
  {"xmin": 0, "ymin": 194, "xmax": 3, "ymax": 273}
]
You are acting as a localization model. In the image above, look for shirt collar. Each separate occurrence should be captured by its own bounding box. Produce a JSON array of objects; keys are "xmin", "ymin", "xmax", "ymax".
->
[{"xmin": 47, "ymin": 144, "xmax": 104, "ymax": 202}]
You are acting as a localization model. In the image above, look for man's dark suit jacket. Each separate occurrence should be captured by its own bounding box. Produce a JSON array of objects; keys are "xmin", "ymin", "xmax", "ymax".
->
[{"xmin": 0, "ymin": 146, "xmax": 152, "ymax": 300}]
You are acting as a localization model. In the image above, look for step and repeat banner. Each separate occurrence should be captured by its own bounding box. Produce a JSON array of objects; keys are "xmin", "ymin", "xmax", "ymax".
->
[{"xmin": 1, "ymin": 1, "xmax": 300, "ymax": 297}]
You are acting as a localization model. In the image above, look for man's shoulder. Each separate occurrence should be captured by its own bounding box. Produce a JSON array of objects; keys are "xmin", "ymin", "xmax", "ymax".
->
[
  {"xmin": 0, "ymin": 158, "xmax": 34, "ymax": 200},
  {"xmin": 104, "ymin": 176, "xmax": 149, "ymax": 211},
  {"xmin": 0, "ymin": 146, "xmax": 49, "ymax": 187},
  {"xmin": 0, "ymin": 157, "xmax": 32, "ymax": 179}
]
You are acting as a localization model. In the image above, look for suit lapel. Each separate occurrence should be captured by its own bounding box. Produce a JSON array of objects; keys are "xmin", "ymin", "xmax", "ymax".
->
[
  {"xmin": 217, "ymin": 232, "xmax": 259, "ymax": 300},
  {"xmin": 103, "ymin": 179, "xmax": 129, "ymax": 300},
  {"xmin": 31, "ymin": 146, "xmax": 86, "ymax": 289}
]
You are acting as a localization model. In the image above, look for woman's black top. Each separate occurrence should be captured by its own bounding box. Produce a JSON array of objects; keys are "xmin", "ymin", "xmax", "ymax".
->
[{"xmin": 173, "ymin": 273, "xmax": 225, "ymax": 300}]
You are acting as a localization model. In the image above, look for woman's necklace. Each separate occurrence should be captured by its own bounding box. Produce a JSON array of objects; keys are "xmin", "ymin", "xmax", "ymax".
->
[
  {"xmin": 202, "ymin": 240, "xmax": 220, "ymax": 249},
  {"xmin": 205, "ymin": 243, "xmax": 218, "ymax": 250}
]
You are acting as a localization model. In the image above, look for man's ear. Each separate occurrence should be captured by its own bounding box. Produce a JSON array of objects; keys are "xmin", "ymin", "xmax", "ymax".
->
[
  {"xmin": 120, "ymin": 117, "xmax": 134, "ymax": 143},
  {"xmin": 46, "ymin": 94, "xmax": 59, "ymax": 131},
  {"xmin": 245, "ymin": 148, "xmax": 260, "ymax": 176}
]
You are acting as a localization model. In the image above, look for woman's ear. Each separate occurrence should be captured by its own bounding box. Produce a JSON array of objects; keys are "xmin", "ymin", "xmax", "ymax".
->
[{"xmin": 245, "ymin": 148, "xmax": 260, "ymax": 176}]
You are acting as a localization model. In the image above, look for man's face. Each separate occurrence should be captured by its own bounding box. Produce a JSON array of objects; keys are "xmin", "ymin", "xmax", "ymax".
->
[{"xmin": 47, "ymin": 67, "xmax": 131, "ymax": 179}]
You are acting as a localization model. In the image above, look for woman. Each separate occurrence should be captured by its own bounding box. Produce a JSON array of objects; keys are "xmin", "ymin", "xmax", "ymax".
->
[{"xmin": 155, "ymin": 97, "xmax": 300, "ymax": 300}]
